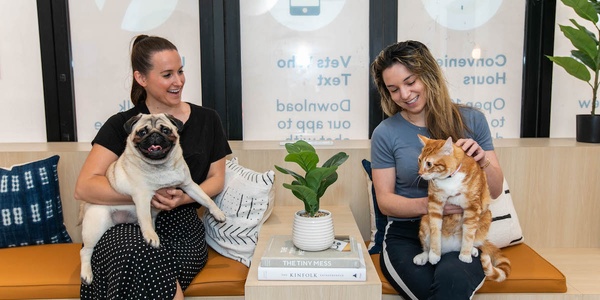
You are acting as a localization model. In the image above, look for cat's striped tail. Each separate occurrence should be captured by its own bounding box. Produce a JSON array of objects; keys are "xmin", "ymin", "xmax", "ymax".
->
[{"xmin": 480, "ymin": 240, "xmax": 511, "ymax": 282}]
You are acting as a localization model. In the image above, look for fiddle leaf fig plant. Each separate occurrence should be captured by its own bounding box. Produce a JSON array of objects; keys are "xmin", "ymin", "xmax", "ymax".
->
[
  {"xmin": 546, "ymin": 0, "xmax": 600, "ymax": 115},
  {"xmin": 275, "ymin": 140, "xmax": 349, "ymax": 217}
]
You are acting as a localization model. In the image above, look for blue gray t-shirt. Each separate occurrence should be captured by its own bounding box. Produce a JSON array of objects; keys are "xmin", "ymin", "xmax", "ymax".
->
[{"xmin": 371, "ymin": 106, "xmax": 493, "ymax": 200}]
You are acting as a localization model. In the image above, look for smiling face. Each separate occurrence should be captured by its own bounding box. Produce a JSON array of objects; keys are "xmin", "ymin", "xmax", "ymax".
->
[
  {"xmin": 382, "ymin": 63, "xmax": 427, "ymax": 115},
  {"xmin": 134, "ymin": 49, "xmax": 185, "ymax": 109},
  {"xmin": 128, "ymin": 114, "xmax": 180, "ymax": 162}
]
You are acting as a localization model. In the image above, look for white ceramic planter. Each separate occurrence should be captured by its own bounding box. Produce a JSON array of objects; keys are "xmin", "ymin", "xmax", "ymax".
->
[{"xmin": 292, "ymin": 209, "xmax": 334, "ymax": 251}]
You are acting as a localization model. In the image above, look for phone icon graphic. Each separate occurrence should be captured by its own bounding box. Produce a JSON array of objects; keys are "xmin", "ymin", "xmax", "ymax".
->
[{"xmin": 289, "ymin": 0, "xmax": 320, "ymax": 16}]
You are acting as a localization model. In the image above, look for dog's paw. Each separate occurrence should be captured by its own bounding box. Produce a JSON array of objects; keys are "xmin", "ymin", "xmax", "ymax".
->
[
  {"xmin": 81, "ymin": 267, "xmax": 93, "ymax": 285},
  {"xmin": 428, "ymin": 251, "xmax": 441, "ymax": 265},
  {"xmin": 211, "ymin": 209, "xmax": 226, "ymax": 222},
  {"xmin": 142, "ymin": 231, "xmax": 161, "ymax": 248},
  {"xmin": 413, "ymin": 252, "xmax": 429, "ymax": 265},
  {"xmin": 459, "ymin": 253, "xmax": 473, "ymax": 263}
]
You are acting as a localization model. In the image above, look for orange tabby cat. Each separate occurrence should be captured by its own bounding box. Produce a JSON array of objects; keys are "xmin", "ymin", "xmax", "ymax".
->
[{"xmin": 413, "ymin": 134, "xmax": 510, "ymax": 282}]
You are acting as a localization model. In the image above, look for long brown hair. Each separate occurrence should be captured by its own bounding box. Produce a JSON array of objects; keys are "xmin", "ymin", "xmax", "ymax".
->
[
  {"xmin": 371, "ymin": 40, "xmax": 469, "ymax": 140},
  {"xmin": 129, "ymin": 35, "xmax": 178, "ymax": 106}
]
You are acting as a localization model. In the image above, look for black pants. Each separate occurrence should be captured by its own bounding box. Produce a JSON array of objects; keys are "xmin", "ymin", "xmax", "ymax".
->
[
  {"xmin": 380, "ymin": 220, "xmax": 486, "ymax": 300},
  {"xmin": 80, "ymin": 206, "xmax": 207, "ymax": 300}
]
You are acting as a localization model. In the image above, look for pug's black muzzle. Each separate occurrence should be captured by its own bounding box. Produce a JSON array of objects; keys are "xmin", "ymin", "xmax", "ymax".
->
[{"xmin": 136, "ymin": 131, "xmax": 174, "ymax": 160}]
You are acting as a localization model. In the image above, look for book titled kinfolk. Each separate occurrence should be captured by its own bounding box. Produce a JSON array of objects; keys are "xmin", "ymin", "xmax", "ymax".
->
[{"xmin": 257, "ymin": 235, "xmax": 366, "ymax": 281}]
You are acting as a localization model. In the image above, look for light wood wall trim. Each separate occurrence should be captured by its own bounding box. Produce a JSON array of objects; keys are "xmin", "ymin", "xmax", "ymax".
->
[
  {"xmin": 1, "ymin": 138, "xmax": 598, "ymax": 248},
  {"xmin": 494, "ymin": 139, "xmax": 600, "ymax": 248}
]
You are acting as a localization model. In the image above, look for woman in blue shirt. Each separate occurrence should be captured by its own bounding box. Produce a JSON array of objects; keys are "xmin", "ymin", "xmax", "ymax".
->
[{"xmin": 370, "ymin": 40, "xmax": 504, "ymax": 299}]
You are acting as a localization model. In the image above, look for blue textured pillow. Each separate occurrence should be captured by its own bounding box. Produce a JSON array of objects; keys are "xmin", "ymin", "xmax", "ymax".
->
[
  {"xmin": 0, "ymin": 155, "xmax": 72, "ymax": 248},
  {"xmin": 361, "ymin": 159, "xmax": 387, "ymax": 255}
]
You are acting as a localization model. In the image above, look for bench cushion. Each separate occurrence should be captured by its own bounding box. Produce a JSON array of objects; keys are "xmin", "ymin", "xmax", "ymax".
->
[
  {"xmin": 185, "ymin": 245, "xmax": 248, "ymax": 296},
  {"xmin": 0, "ymin": 243, "xmax": 248, "ymax": 299},
  {"xmin": 0, "ymin": 243, "xmax": 81, "ymax": 299},
  {"xmin": 371, "ymin": 243, "xmax": 567, "ymax": 294}
]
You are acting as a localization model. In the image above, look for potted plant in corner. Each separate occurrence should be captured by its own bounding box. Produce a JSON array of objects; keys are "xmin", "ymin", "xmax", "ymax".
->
[
  {"xmin": 275, "ymin": 140, "xmax": 349, "ymax": 251},
  {"xmin": 547, "ymin": 0, "xmax": 600, "ymax": 143}
]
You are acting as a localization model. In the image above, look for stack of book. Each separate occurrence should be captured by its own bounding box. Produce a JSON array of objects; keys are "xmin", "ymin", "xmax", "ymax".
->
[{"xmin": 257, "ymin": 235, "xmax": 366, "ymax": 281}]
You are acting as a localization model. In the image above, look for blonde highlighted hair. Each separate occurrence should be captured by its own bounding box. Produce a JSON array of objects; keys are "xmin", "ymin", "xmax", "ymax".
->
[{"xmin": 371, "ymin": 40, "xmax": 470, "ymax": 140}]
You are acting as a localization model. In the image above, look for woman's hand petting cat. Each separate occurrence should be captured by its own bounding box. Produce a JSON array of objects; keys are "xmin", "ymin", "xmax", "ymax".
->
[
  {"xmin": 442, "ymin": 203, "xmax": 463, "ymax": 215},
  {"xmin": 456, "ymin": 138, "xmax": 486, "ymax": 163}
]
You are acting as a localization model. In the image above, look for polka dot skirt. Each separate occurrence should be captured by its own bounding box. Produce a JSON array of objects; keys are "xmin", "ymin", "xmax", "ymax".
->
[{"xmin": 80, "ymin": 205, "xmax": 207, "ymax": 300}]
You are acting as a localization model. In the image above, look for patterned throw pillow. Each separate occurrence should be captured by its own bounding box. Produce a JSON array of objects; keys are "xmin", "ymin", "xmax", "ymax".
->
[
  {"xmin": 203, "ymin": 158, "xmax": 275, "ymax": 267},
  {"xmin": 0, "ymin": 155, "xmax": 72, "ymax": 248},
  {"xmin": 487, "ymin": 178, "xmax": 524, "ymax": 248}
]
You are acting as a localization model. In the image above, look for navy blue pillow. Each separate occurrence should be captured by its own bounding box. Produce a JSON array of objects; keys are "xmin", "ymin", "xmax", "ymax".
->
[
  {"xmin": 0, "ymin": 155, "xmax": 72, "ymax": 248},
  {"xmin": 361, "ymin": 159, "xmax": 387, "ymax": 254}
]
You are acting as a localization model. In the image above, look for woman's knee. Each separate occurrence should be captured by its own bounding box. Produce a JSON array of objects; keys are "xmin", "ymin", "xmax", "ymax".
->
[{"xmin": 430, "ymin": 254, "xmax": 485, "ymax": 299}]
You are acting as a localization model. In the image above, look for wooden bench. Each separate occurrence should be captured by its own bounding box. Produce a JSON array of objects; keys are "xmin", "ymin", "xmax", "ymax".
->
[
  {"xmin": 0, "ymin": 139, "xmax": 598, "ymax": 299},
  {"xmin": 373, "ymin": 243, "xmax": 568, "ymax": 298},
  {"xmin": 230, "ymin": 139, "xmax": 600, "ymax": 299},
  {"xmin": 0, "ymin": 243, "xmax": 246, "ymax": 300},
  {"xmin": 0, "ymin": 143, "xmax": 246, "ymax": 300},
  {"xmin": 378, "ymin": 247, "xmax": 600, "ymax": 300}
]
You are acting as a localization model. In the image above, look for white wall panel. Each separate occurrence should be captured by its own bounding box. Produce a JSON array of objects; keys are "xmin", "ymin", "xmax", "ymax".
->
[{"xmin": 0, "ymin": 0, "xmax": 46, "ymax": 142}]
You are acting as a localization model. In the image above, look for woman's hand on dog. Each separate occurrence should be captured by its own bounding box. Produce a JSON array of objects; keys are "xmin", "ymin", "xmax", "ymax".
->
[{"xmin": 152, "ymin": 188, "xmax": 190, "ymax": 210}]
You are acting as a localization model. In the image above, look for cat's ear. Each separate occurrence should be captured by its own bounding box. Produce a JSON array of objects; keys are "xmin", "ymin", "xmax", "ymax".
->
[
  {"xmin": 417, "ymin": 134, "xmax": 428, "ymax": 146},
  {"xmin": 442, "ymin": 137, "xmax": 454, "ymax": 155}
]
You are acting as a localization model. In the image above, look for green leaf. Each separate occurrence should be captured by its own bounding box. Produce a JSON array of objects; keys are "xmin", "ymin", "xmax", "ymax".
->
[
  {"xmin": 593, "ymin": 1, "xmax": 600, "ymax": 15},
  {"xmin": 322, "ymin": 152, "xmax": 349, "ymax": 168},
  {"xmin": 563, "ymin": 0, "xmax": 598, "ymax": 23},
  {"xmin": 569, "ymin": 18, "xmax": 597, "ymax": 41},
  {"xmin": 572, "ymin": 49, "xmax": 596, "ymax": 70},
  {"xmin": 318, "ymin": 172, "xmax": 339, "ymax": 198},
  {"xmin": 305, "ymin": 167, "xmax": 338, "ymax": 191},
  {"xmin": 274, "ymin": 165, "xmax": 307, "ymax": 185},
  {"xmin": 283, "ymin": 184, "xmax": 319, "ymax": 216},
  {"xmin": 284, "ymin": 152, "xmax": 318, "ymax": 173},
  {"xmin": 547, "ymin": 55, "xmax": 591, "ymax": 81},
  {"xmin": 560, "ymin": 25, "xmax": 598, "ymax": 61},
  {"xmin": 284, "ymin": 140, "xmax": 315, "ymax": 154},
  {"xmin": 289, "ymin": 181, "xmax": 306, "ymax": 204}
]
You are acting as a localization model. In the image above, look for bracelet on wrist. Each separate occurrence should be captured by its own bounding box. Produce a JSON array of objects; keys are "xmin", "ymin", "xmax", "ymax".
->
[{"xmin": 480, "ymin": 158, "xmax": 491, "ymax": 169}]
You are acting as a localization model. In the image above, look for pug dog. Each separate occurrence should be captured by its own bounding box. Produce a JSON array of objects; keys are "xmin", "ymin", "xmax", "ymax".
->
[{"xmin": 79, "ymin": 113, "xmax": 226, "ymax": 285}]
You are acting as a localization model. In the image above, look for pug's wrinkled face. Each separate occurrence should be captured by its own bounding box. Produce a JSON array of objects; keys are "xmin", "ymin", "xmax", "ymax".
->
[{"xmin": 125, "ymin": 114, "xmax": 183, "ymax": 161}]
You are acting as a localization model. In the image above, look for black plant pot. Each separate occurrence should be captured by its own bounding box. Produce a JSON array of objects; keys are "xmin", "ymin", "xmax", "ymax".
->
[{"xmin": 576, "ymin": 114, "xmax": 600, "ymax": 143}]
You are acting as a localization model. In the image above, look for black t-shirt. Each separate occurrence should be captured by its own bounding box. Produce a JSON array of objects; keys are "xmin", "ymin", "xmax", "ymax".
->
[{"xmin": 93, "ymin": 101, "xmax": 232, "ymax": 187}]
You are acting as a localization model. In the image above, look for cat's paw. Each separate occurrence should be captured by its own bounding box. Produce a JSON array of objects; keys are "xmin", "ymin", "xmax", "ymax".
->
[
  {"xmin": 413, "ymin": 252, "xmax": 429, "ymax": 265},
  {"xmin": 428, "ymin": 251, "xmax": 441, "ymax": 265},
  {"xmin": 459, "ymin": 253, "xmax": 473, "ymax": 263},
  {"xmin": 471, "ymin": 247, "xmax": 479, "ymax": 257}
]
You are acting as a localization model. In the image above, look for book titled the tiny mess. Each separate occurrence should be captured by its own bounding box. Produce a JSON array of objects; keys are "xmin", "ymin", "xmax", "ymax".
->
[
  {"xmin": 257, "ymin": 235, "xmax": 366, "ymax": 281},
  {"xmin": 259, "ymin": 235, "xmax": 362, "ymax": 268}
]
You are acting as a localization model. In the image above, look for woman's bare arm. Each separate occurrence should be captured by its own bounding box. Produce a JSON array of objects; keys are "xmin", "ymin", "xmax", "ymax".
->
[{"xmin": 74, "ymin": 144, "xmax": 132, "ymax": 205}]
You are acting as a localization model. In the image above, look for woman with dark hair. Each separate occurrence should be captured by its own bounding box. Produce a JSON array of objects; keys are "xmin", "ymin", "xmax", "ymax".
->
[
  {"xmin": 370, "ymin": 40, "xmax": 504, "ymax": 299},
  {"xmin": 75, "ymin": 35, "xmax": 231, "ymax": 300}
]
